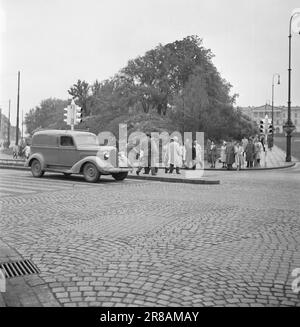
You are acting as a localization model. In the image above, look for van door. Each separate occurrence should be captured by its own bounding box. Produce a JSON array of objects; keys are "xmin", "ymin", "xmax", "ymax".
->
[{"xmin": 58, "ymin": 136, "xmax": 79, "ymax": 168}]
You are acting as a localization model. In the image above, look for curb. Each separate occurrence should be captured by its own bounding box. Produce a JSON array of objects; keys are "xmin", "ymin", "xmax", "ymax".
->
[
  {"xmin": 0, "ymin": 162, "xmax": 296, "ymax": 172},
  {"xmin": 127, "ymin": 174, "xmax": 220, "ymax": 185},
  {"xmin": 203, "ymin": 162, "xmax": 296, "ymax": 171}
]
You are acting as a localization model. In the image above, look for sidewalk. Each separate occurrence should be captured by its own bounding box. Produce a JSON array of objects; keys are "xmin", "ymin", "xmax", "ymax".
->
[{"xmin": 203, "ymin": 145, "xmax": 297, "ymax": 170}]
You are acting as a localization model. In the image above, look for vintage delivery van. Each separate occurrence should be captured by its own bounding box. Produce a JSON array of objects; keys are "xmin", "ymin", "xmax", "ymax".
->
[{"xmin": 25, "ymin": 130, "xmax": 131, "ymax": 182}]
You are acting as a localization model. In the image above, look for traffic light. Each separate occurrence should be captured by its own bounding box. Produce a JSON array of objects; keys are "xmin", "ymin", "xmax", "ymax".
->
[
  {"xmin": 75, "ymin": 106, "xmax": 83, "ymax": 124},
  {"xmin": 259, "ymin": 120, "xmax": 265, "ymax": 134},
  {"xmin": 64, "ymin": 107, "xmax": 71, "ymax": 125},
  {"xmin": 268, "ymin": 123, "xmax": 273, "ymax": 135}
]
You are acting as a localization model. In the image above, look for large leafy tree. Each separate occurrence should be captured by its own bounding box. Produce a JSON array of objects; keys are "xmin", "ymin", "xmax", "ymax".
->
[
  {"xmin": 120, "ymin": 35, "xmax": 236, "ymax": 117},
  {"xmin": 28, "ymin": 36, "xmax": 256, "ymax": 141}
]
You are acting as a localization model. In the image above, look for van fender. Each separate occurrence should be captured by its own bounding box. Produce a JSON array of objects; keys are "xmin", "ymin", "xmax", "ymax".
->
[
  {"xmin": 70, "ymin": 156, "xmax": 114, "ymax": 174},
  {"xmin": 25, "ymin": 153, "xmax": 46, "ymax": 169}
]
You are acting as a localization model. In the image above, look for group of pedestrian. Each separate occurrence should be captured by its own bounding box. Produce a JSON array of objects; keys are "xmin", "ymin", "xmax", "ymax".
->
[
  {"xmin": 131, "ymin": 133, "xmax": 267, "ymax": 173},
  {"xmin": 135, "ymin": 135, "xmax": 203, "ymax": 175},
  {"xmin": 244, "ymin": 136, "xmax": 265, "ymax": 168},
  {"xmin": 12, "ymin": 143, "xmax": 30, "ymax": 159},
  {"xmin": 215, "ymin": 135, "xmax": 266, "ymax": 170}
]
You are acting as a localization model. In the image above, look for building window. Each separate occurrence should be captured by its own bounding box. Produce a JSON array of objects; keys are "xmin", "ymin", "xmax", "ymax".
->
[
  {"xmin": 295, "ymin": 113, "xmax": 298, "ymax": 118},
  {"xmin": 276, "ymin": 120, "xmax": 279, "ymax": 125},
  {"xmin": 276, "ymin": 112, "xmax": 280, "ymax": 117},
  {"xmin": 295, "ymin": 119, "xmax": 298, "ymax": 125},
  {"xmin": 254, "ymin": 112, "xmax": 258, "ymax": 118},
  {"xmin": 260, "ymin": 112, "xmax": 264, "ymax": 118}
]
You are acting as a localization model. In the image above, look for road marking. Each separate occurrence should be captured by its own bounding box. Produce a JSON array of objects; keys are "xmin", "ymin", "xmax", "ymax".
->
[
  {"xmin": 0, "ymin": 181, "xmax": 60, "ymax": 192},
  {"xmin": 0, "ymin": 177, "xmax": 80, "ymax": 188},
  {"xmin": 0, "ymin": 187, "xmax": 35, "ymax": 194}
]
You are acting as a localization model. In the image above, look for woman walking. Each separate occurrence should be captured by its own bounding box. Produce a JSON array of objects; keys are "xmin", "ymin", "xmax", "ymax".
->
[
  {"xmin": 254, "ymin": 138, "xmax": 263, "ymax": 167},
  {"xmin": 208, "ymin": 141, "xmax": 218, "ymax": 168},
  {"xmin": 220, "ymin": 141, "xmax": 227, "ymax": 168},
  {"xmin": 234, "ymin": 141, "xmax": 244, "ymax": 171}
]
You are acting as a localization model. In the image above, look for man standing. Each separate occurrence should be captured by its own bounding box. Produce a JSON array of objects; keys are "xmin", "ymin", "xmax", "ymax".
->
[
  {"xmin": 245, "ymin": 138, "xmax": 255, "ymax": 168},
  {"xmin": 225, "ymin": 140, "xmax": 235, "ymax": 170},
  {"xmin": 136, "ymin": 134, "xmax": 158, "ymax": 176},
  {"xmin": 192, "ymin": 139, "xmax": 202, "ymax": 170}
]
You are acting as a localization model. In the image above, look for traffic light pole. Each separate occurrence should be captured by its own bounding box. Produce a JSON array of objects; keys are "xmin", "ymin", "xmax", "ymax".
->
[
  {"xmin": 16, "ymin": 71, "xmax": 20, "ymax": 146},
  {"xmin": 7, "ymin": 100, "xmax": 11, "ymax": 146},
  {"xmin": 271, "ymin": 74, "xmax": 280, "ymax": 148}
]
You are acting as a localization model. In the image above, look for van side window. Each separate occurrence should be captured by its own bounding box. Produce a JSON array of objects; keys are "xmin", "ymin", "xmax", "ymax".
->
[{"xmin": 60, "ymin": 136, "xmax": 74, "ymax": 146}]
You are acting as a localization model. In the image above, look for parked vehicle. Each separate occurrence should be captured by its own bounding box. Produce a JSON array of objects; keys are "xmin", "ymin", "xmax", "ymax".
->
[{"xmin": 25, "ymin": 130, "xmax": 132, "ymax": 182}]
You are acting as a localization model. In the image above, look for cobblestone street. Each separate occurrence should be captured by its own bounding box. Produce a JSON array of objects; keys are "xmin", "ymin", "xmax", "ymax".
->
[{"xmin": 1, "ymin": 166, "xmax": 300, "ymax": 307}]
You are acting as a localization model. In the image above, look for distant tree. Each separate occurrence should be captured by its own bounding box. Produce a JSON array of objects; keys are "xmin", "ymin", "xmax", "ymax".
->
[{"xmin": 25, "ymin": 98, "xmax": 68, "ymax": 135}]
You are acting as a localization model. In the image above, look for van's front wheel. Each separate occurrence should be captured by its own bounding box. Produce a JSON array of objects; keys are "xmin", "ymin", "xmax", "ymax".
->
[
  {"xmin": 31, "ymin": 159, "xmax": 44, "ymax": 178},
  {"xmin": 83, "ymin": 163, "xmax": 100, "ymax": 183}
]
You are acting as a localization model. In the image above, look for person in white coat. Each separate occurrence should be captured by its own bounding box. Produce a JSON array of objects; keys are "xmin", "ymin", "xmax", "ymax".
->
[
  {"xmin": 192, "ymin": 140, "xmax": 202, "ymax": 170},
  {"xmin": 23, "ymin": 144, "xmax": 31, "ymax": 159},
  {"xmin": 168, "ymin": 136, "xmax": 182, "ymax": 174},
  {"xmin": 254, "ymin": 138, "xmax": 263, "ymax": 167}
]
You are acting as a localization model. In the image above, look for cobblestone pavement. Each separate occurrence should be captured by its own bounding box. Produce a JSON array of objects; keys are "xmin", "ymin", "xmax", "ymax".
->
[{"xmin": 0, "ymin": 166, "xmax": 300, "ymax": 307}]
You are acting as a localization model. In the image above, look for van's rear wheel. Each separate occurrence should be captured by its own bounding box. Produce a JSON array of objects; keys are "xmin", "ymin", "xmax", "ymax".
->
[
  {"xmin": 112, "ymin": 172, "xmax": 128, "ymax": 181},
  {"xmin": 83, "ymin": 162, "xmax": 100, "ymax": 183},
  {"xmin": 31, "ymin": 159, "xmax": 44, "ymax": 178}
]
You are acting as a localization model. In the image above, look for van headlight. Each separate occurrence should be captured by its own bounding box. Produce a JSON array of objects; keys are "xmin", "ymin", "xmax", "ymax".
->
[{"xmin": 104, "ymin": 152, "xmax": 109, "ymax": 160}]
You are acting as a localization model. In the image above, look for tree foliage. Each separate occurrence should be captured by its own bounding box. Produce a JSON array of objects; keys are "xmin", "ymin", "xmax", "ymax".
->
[
  {"xmin": 68, "ymin": 79, "xmax": 90, "ymax": 116},
  {"xmin": 25, "ymin": 35, "xmax": 256, "ymax": 141}
]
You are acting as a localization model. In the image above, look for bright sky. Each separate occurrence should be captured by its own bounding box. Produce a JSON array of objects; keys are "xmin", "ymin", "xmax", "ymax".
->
[{"xmin": 1, "ymin": 0, "xmax": 300, "ymax": 124}]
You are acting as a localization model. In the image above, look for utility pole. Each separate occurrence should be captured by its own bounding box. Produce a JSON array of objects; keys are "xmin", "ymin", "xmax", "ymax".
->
[
  {"xmin": 8, "ymin": 99, "xmax": 11, "ymax": 147},
  {"xmin": 21, "ymin": 110, "xmax": 24, "ymax": 139},
  {"xmin": 0, "ymin": 107, "xmax": 2, "ymax": 136},
  {"xmin": 16, "ymin": 70, "xmax": 20, "ymax": 146}
]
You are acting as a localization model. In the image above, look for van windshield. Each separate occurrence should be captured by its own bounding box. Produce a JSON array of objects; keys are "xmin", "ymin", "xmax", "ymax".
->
[{"xmin": 74, "ymin": 134, "xmax": 99, "ymax": 146}]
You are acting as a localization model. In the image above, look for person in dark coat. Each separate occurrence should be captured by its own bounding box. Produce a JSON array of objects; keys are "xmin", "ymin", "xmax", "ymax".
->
[
  {"xmin": 136, "ymin": 134, "xmax": 158, "ymax": 175},
  {"xmin": 245, "ymin": 138, "xmax": 255, "ymax": 168},
  {"xmin": 208, "ymin": 141, "xmax": 218, "ymax": 168},
  {"xmin": 225, "ymin": 141, "xmax": 235, "ymax": 170}
]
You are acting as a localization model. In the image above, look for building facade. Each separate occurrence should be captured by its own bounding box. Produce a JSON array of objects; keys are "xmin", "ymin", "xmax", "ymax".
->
[{"xmin": 240, "ymin": 104, "xmax": 300, "ymax": 134}]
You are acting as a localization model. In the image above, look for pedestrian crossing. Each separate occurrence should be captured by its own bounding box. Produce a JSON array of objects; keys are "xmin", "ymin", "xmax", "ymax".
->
[
  {"xmin": 0, "ymin": 170, "xmax": 94, "ymax": 198},
  {"xmin": 0, "ymin": 169, "xmax": 145, "ymax": 198}
]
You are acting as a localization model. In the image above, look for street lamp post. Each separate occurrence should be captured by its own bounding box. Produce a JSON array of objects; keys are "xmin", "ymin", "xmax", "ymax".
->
[
  {"xmin": 283, "ymin": 11, "xmax": 300, "ymax": 162},
  {"xmin": 271, "ymin": 73, "xmax": 280, "ymax": 146}
]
